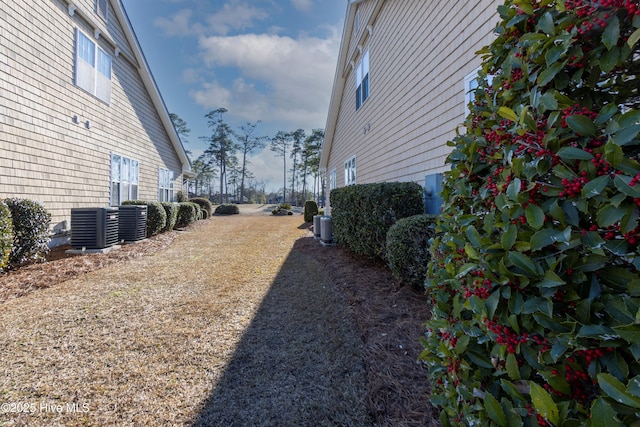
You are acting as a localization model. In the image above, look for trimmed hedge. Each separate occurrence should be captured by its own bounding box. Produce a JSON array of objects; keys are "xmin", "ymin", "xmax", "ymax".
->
[
  {"xmin": 176, "ymin": 202, "xmax": 199, "ymax": 228},
  {"xmin": 330, "ymin": 182, "xmax": 424, "ymax": 260},
  {"xmin": 303, "ymin": 200, "xmax": 319, "ymax": 222},
  {"xmin": 190, "ymin": 197, "xmax": 213, "ymax": 218},
  {"xmin": 0, "ymin": 200, "xmax": 13, "ymax": 271},
  {"xmin": 215, "ymin": 204, "xmax": 240, "ymax": 215},
  {"xmin": 5, "ymin": 198, "xmax": 51, "ymax": 268},
  {"xmin": 385, "ymin": 214, "xmax": 437, "ymax": 289},
  {"xmin": 160, "ymin": 202, "xmax": 179, "ymax": 232},
  {"xmin": 122, "ymin": 200, "xmax": 167, "ymax": 237}
]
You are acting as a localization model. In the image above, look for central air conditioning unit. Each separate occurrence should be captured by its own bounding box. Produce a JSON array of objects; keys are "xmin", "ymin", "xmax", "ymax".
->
[
  {"xmin": 320, "ymin": 216, "xmax": 333, "ymax": 245},
  {"xmin": 70, "ymin": 207, "xmax": 119, "ymax": 249},
  {"xmin": 313, "ymin": 215, "xmax": 322, "ymax": 238},
  {"xmin": 118, "ymin": 205, "xmax": 147, "ymax": 242}
]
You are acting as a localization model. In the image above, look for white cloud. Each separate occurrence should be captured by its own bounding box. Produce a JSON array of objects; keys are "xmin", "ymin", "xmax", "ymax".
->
[
  {"xmin": 290, "ymin": 0, "xmax": 313, "ymax": 12},
  {"xmin": 154, "ymin": 2, "xmax": 268, "ymax": 37},
  {"xmin": 154, "ymin": 9, "xmax": 194, "ymax": 36},
  {"xmin": 193, "ymin": 28, "xmax": 341, "ymax": 132},
  {"xmin": 206, "ymin": 2, "xmax": 268, "ymax": 35}
]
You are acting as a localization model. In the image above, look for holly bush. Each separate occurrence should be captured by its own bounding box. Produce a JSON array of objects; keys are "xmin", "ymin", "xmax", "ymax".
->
[
  {"xmin": 423, "ymin": 1, "xmax": 640, "ymax": 425},
  {"xmin": 0, "ymin": 200, "xmax": 13, "ymax": 271}
]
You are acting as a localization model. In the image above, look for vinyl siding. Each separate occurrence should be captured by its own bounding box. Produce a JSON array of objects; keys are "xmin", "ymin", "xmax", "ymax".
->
[
  {"xmin": 325, "ymin": 0, "xmax": 501, "ymax": 193},
  {"xmin": 0, "ymin": 0, "xmax": 183, "ymax": 231}
]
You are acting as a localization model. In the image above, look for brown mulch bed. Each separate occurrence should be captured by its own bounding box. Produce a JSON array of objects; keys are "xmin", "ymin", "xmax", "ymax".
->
[{"xmin": 0, "ymin": 213, "xmax": 438, "ymax": 426}]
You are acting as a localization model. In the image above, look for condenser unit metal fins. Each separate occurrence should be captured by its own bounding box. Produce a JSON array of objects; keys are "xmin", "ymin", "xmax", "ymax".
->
[
  {"xmin": 70, "ymin": 207, "xmax": 119, "ymax": 249},
  {"xmin": 118, "ymin": 205, "xmax": 147, "ymax": 242}
]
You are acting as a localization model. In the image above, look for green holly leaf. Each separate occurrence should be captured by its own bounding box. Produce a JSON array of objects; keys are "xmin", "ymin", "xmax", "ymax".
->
[
  {"xmin": 485, "ymin": 393, "xmax": 507, "ymax": 427},
  {"xmin": 499, "ymin": 106, "xmax": 519, "ymax": 122},
  {"xmin": 612, "ymin": 124, "xmax": 640, "ymax": 146},
  {"xmin": 598, "ymin": 373, "xmax": 640, "ymax": 409},
  {"xmin": 530, "ymin": 382, "xmax": 559, "ymax": 425},
  {"xmin": 502, "ymin": 223, "xmax": 518, "ymax": 250},
  {"xmin": 566, "ymin": 115, "xmax": 597, "ymax": 137},
  {"xmin": 582, "ymin": 175, "xmax": 610, "ymax": 199},
  {"xmin": 525, "ymin": 204, "xmax": 545, "ymax": 230},
  {"xmin": 531, "ymin": 229, "xmax": 559, "ymax": 251},
  {"xmin": 603, "ymin": 15, "xmax": 620, "ymax": 51},
  {"xmin": 589, "ymin": 398, "xmax": 624, "ymax": 427},
  {"xmin": 628, "ymin": 27, "xmax": 640, "ymax": 48},
  {"xmin": 537, "ymin": 62, "xmax": 564, "ymax": 87},
  {"xmin": 605, "ymin": 139, "xmax": 624, "ymax": 167}
]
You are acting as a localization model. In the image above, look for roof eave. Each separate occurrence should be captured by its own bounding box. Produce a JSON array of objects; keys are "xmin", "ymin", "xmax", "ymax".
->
[{"xmin": 112, "ymin": 0, "xmax": 192, "ymax": 174}]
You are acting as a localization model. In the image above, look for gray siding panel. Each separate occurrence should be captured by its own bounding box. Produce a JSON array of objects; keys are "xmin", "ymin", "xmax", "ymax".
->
[
  {"xmin": 0, "ymin": 0, "xmax": 183, "ymax": 229},
  {"xmin": 325, "ymin": 0, "xmax": 501, "ymax": 193}
]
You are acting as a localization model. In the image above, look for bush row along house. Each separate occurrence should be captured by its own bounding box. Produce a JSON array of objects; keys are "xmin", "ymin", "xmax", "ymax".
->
[
  {"xmin": 321, "ymin": 0, "xmax": 502, "ymax": 212},
  {"xmin": 0, "ymin": 0, "xmax": 192, "ymax": 244}
]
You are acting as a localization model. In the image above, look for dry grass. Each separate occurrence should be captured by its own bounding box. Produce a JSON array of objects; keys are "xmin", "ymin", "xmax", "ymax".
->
[{"xmin": 0, "ymin": 206, "xmax": 437, "ymax": 426}]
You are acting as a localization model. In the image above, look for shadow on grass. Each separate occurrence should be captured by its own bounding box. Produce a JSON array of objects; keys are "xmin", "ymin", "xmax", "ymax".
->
[{"xmin": 190, "ymin": 237, "xmax": 373, "ymax": 427}]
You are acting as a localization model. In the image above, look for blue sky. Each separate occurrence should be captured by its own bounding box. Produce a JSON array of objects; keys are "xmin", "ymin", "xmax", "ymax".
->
[{"xmin": 120, "ymin": 0, "xmax": 346, "ymax": 192}]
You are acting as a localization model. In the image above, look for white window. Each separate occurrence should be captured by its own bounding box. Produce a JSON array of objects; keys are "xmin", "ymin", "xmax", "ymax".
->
[
  {"xmin": 75, "ymin": 28, "xmax": 112, "ymax": 104},
  {"xmin": 344, "ymin": 156, "xmax": 356, "ymax": 186},
  {"xmin": 464, "ymin": 68, "xmax": 480, "ymax": 117},
  {"xmin": 464, "ymin": 67, "xmax": 493, "ymax": 117},
  {"xmin": 158, "ymin": 168, "xmax": 175, "ymax": 202},
  {"xmin": 329, "ymin": 168, "xmax": 337, "ymax": 192},
  {"xmin": 356, "ymin": 49, "xmax": 369, "ymax": 110},
  {"xmin": 111, "ymin": 154, "xmax": 139, "ymax": 205},
  {"xmin": 96, "ymin": 0, "xmax": 108, "ymax": 22}
]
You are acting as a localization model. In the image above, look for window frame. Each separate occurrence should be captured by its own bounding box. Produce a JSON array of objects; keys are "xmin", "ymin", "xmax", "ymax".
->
[
  {"xmin": 158, "ymin": 168, "xmax": 175, "ymax": 202},
  {"xmin": 355, "ymin": 48, "xmax": 370, "ymax": 110},
  {"xmin": 75, "ymin": 28, "xmax": 112, "ymax": 104},
  {"xmin": 464, "ymin": 67, "xmax": 493, "ymax": 117},
  {"xmin": 344, "ymin": 156, "xmax": 356, "ymax": 186},
  {"xmin": 111, "ymin": 153, "xmax": 139, "ymax": 206},
  {"xmin": 96, "ymin": 0, "xmax": 108, "ymax": 22},
  {"xmin": 329, "ymin": 168, "xmax": 337, "ymax": 192}
]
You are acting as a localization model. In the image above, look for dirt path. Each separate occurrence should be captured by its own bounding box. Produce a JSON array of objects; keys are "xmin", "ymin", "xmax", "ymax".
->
[{"xmin": 0, "ymin": 215, "xmax": 371, "ymax": 426}]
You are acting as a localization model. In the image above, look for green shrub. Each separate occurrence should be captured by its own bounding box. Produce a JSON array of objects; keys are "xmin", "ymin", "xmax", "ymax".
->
[
  {"xmin": 122, "ymin": 200, "xmax": 166, "ymax": 236},
  {"xmin": 424, "ymin": 2, "xmax": 640, "ymax": 425},
  {"xmin": 0, "ymin": 200, "xmax": 13, "ymax": 271},
  {"xmin": 200, "ymin": 208, "xmax": 209, "ymax": 219},
  {"xmin": 5, "ymin": 198, "xmax": 51, "ymax": 268},
  {"xmin": 215, "ymin": 204, "xmax": 240, "ymax": 215},
  {"xmin": 279, "ymin": 203, "xmax": 292, "ymax": 210},
  {"xmin": 330, "ymin": 182, "xmax": 423, "ymax": 260},
  {"xmin": 160, "ymin": 202, "xmax": 179, "ymax": 232},
  {"xmin": 176, "ymin": 190, "xmax": 187, "ymax": 203},
  {"xmin": 386, "ymin": 214, "xmax": 437, "ymax": 289},
  {"xmin": 303, "ymin": 200, "xmax": 319, "ymax": 222},
  {"xmin": 190, "ymin": 197, "xmax": 213, "ymax": 218},
  {"xmin": 175, "ymin": 202, "xmax": 199, "ymax": 228}
]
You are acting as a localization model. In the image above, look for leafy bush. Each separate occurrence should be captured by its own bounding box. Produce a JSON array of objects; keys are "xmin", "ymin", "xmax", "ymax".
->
[
  {"xmin": 160, "ymin": 202, "xmax": 179, "ymax": 232},
  {"xmin": 271, "ymin": 206, "xmax": 292, "ymax": 216},
  {"xmin": 176, "ymin": 190, "xmax": 187, "ymax": 203},
  {"xmin": 175, "ymin": 202, "xmax": 199, "ymax": 228},
  {"xmin": 215, "ymin": 204, "xmax": 240, "ymax": 215},
  {"xmin": 424, "ymin": 2, "xmax": 640, "ymax": 425},
  {"xmin": 5, "ymin": 198, "xmax": 51, "ymax": 268},
  {"xmin": 330, "ymin": 182, "xmax": 423, "ymax": 260},
  {"xmin": 122, "ymin": 200, "xmax": 166, "ymax": 236},
  {"xmin": 279, "ymin": 203, "xmax": 292, "ymax": 210},
  {"xmin": 304, "ymin": 200, "xmax": 319, "ymax": 222},
  {"xmin": 190, "ymin": 197, "xmax": 213, "ymax": 218},
  {"xmin": 0, "ymin": 200, "xmax": 13, "ymax": 271},
  {"xmin": 386, "ymin": 214, "xmax": 437, "ymax": 289}
]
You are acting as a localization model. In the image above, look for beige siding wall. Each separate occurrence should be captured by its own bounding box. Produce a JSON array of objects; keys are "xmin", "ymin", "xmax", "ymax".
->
[
  {"xmin": 326, "ymin": 0, "xmax": 501, "ymax": 192},
  {"xmin": 0, "ymin": 0, "xmax": 183, "ymax": 231}
]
